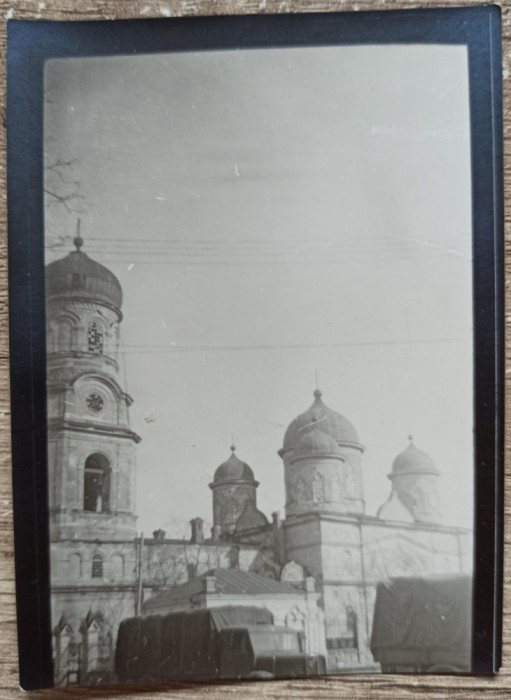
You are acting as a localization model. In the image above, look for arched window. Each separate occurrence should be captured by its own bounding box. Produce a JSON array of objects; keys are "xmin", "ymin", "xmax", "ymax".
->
[
  {"xmin": 344, "ymin": 465, "xmax": 356, "ymax": 496},
  {"xmin": 55, "ymin": 318, "xmax": 74, "ymax": 352},
  {"xmin": 53, "ymin": 617, "xmax": 78, "ymax": 684},
  {"xmin": 295, "ymin": 477, "xmax": 306, "ymax": 503},
  {"xmin": 411, "ymin": 487, "xmax": 425, "ymax": 514},
  {"xmin": 223, "ymin": 500, "xmax": 240, "ymax": 532},
  {"xmin": 80, "ymin": 612, "xmax": 110, "ymax": 680},
  {"xmin": 330, "ymin": 474, "xmax": 341, "ymax": 502},
  {"xmin": 68, "ymin": 552, "xmax": 82, "ymax": 578},
  {"xmin": 88, "ymin": 322, "xmax": 104, "ymax": 354},
  {"xmin": 84, "ymin": 453, "xmax": 111, "ymax": 513},
  {"xmin": 312, "ymin": 472, "xmax": 325, "ymax": 502},
  {"xmin": 111, "ymin": 553, "xmax": 124, "ymax": 579},
  {"xmin": 92, "ymin": 554, "xmax": 104, "ymax": 579}
]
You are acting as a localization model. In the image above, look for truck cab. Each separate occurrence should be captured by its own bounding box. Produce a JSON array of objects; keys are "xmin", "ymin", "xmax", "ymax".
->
[{"xmin": 219, "ymin": 625, "xmax": 326, "ymax": 679}]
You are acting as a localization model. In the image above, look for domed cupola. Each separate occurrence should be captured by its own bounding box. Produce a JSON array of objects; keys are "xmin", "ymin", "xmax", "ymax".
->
[
  {"xmin": 291, "ymin": 428, "xmax": 342, "ymax": 463},
  {"xmin": 212, "ymin": 447, "xmax": 256, "ymax": 484},
  {"xmin": 391, "ymin": 440, "xmax": 440, "ymax": 477},
  {"xmin": 46, "ymin": 235, "xmax": 123, "ymax": 313},
  {"xmin": 281, "ymin": 389, "xmax": 361, "ymax": 456},
  {"xmin": 280, "ymin": 390, "xmax": 365, "ymax": 518},
  {"xmin": 209, "ymin": 445, "xmax": 260, "ymax": 539},
  {"xmin": 45, "ymin": 235, "xmax": 124, "ymax": 364},
  {"xmin": 379, "ymin": 436, "xmax": 442, "ymax": 524}
]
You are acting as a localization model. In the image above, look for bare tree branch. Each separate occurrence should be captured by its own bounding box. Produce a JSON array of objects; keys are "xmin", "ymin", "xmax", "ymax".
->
[{"xmin": 44, "ymin": 158, "xmax": 87, "ymax": 216}]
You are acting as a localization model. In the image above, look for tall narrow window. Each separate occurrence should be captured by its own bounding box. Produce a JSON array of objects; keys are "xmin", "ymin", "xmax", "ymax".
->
[
  {"xmin": 312, "ymin": 472, "xmax": 325, "ymax": 502},
  {"xmin": 111, "ymin": 553, "xmax": 124, "ymax": 579},
  {"xmin": 68, "ymin": 553, "xmax": 82, "ymax": 578},
  {"xmin": 54, "ymin": 617, "xmax": 78, "ymax": 685},
  {"xmin": 223, "ymin": 500, "xmax": 240, "ymax": 532},
  {"xmin": 56, "ymin": 318, "xmax": 74, "ymax": 352},
  {"xmin": 84, "ymin": 453, "xmax": 111, "ymax": 512},
  {"xmin": 295, "ymin": 477, "xmax": 306, "ymax": 503},
  {"xmin": 92, "ymin": 554, "xmax": 104, "ymax": 579},
  {"xmin": 88, "ymin": 322, "xmax": 104, "ymax": 354}
]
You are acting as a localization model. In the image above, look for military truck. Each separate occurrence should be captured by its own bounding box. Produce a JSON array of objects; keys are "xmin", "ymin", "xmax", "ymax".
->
[
  {"xmin": 370, "ymin": 574, "xmax": 472, "ymax": 673},
  {"xmin": 115, "ymin": 605, "xmax": 326, "ymax": 682}
]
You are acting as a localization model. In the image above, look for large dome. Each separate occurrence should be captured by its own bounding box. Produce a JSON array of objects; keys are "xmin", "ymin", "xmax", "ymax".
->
[
  {"xmin": 282, "ymin": 389, "xmax": 360, "ymax": 452},
  {"xmin": 213, "ymin": 446, "xmax": 256, "ymax": 483},
  {"xmin": 292, "ymin": 428, "xmax": 342, "ymax": 460},
  {"xmin": 391, "ymin": 439, "xmax": 439, "ymax": 476},
  {"xmin": 46, "ymin": 237, "xmax": 123, "ymax": 311}
]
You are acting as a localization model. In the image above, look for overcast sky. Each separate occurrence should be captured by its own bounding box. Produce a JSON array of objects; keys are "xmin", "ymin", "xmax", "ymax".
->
[{"xmin": 44, "ymin": 44, "xmax": 473, "ymax": 535}]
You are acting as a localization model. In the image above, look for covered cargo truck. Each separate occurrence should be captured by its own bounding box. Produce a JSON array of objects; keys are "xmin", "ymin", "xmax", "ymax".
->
[
  {"xmin": 115, "ymin": 605, "xmax": 326, "ymax": 682},
  {"xmin": 370, "ymin": 574, "xmax": 472, "ymax": 673}
]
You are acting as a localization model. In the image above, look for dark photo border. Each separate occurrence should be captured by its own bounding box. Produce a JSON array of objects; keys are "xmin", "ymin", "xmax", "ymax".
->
[{"xmin": 7, "ymin": 6, "xmax": 503, "ymax": 689}]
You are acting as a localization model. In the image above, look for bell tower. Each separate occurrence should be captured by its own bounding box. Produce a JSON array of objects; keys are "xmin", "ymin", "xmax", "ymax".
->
[
  {"xmin": 209, "ymin": 445, "xmax": 259, "ymax": 539},
  {"xmin": 45, "ymin": 233, "xmax": 140, "ymax": 541}
]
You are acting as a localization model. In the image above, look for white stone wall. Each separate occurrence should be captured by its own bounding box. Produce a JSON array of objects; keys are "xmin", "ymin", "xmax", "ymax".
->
[
  {"xmin": 283, "ymin": 516, "xmax": 323, "ymax": 579},
  {"xmin": 283, "ymin": 510, "xmax": 472, "ymax": 670}
]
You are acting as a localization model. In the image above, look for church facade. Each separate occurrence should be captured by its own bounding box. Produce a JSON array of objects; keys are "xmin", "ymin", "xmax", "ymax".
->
[{"xmin": 46, "ymin": 240, "xmax": 472, "ymax": 684}]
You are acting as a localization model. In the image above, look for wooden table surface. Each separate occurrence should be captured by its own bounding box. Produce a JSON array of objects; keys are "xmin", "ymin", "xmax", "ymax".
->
[{"xmin": 0, "ymin": 1, "xmax": 509, "ymax": 698}]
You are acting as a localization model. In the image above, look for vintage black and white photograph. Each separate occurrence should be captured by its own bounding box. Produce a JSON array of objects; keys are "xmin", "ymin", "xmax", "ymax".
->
[{"xmin": 43, "ymin": 41, "xmax": 475, "ymax": 685}]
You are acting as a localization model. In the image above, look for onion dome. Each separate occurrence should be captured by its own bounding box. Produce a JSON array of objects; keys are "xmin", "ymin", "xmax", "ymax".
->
[
  {"xmin": 213, "ymin": 445, "xmax": 256, "ymax": 483},
  {"xmin": 292, "ymin": 428, "xmax": 342, "ymax": 460},
  {"xmin": 391, "ymin": 436, "xmax": 440, "ymax": 477},
  {"xmin": 46, "ymin": 236, "xmax": 123, "ymax": 311},
  {"xmin": 282, "ymin": 389, "xmax": 360, "ymax": 452}
]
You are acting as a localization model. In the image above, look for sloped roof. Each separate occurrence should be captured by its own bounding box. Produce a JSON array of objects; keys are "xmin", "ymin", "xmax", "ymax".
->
[
  {"xmin": 235, "ymin": 500, "xmax": 269, "ymax": 533},
  {"xmin": 210, "ymin": 569, "xmax": 300, "ymax": 596},
  {"xmin": 144, "ymin": 569, "xmax": 302, "ymax": 613},
  {"xmin": 376, "ymin": 489, "xmax": 414, "ymax": 523}
]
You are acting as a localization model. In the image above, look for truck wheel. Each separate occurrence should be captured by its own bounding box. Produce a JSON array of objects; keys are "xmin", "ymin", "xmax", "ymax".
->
[{"xmin": 249, "ymin": 671, "xmax": 275, "ymax": 680}]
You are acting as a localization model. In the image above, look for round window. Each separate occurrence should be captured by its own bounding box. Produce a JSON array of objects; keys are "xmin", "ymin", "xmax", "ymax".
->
[{"xmin": 86, "ymin": 393, "xmax": 104, "ymax": 413}]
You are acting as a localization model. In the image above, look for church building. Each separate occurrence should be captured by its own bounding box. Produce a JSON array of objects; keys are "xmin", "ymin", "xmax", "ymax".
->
[{"xmin": 46, "ymin": 240, "xmax": 472, "ymax": 684}]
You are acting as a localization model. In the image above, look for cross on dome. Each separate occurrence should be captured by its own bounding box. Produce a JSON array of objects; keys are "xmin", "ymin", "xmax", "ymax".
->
[{"xmin": 73, "ymin": 219, "xmax": 84, "ymax": 251}]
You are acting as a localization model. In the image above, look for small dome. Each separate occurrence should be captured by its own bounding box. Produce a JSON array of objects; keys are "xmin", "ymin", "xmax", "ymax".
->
[
  {"xmin": 283, "ymin": 389, "xmax": 360, "ymax": 451},
  {"xmin": 46, "ymin": 239, "xmax": 123, "ymax": 311},
  {"xmin": 391, "ymin": 438, "xmax": 439, "ymax": 476},
  {"xmin": 213, "ymin": 446, "xmax": 255, "ymax": 483},
  {"xmin": 292, "ymin": 428, "xmax": 342, "ymax": 460}
]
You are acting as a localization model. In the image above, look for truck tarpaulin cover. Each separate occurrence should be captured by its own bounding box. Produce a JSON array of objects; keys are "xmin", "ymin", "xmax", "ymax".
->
[
  {"xmin": 116, "ymin": 606, "xmax": 273, "ymax": 681},
  {"xmin": 370, "ymin": 575, "xmax": 472, "ymax": 662},
  {"xmin": 177, "ymin": 606, "xmax": 274, "ymax": 678}
]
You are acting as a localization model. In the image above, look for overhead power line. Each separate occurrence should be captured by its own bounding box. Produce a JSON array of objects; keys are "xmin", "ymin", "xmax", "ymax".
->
[
  {"xmin": 117, "ymin": 337, "xmax": 467, "ymax": 354},
  {"xmin": 44, "ymin": 234, "xmax": 469, "ymax": 266}
]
